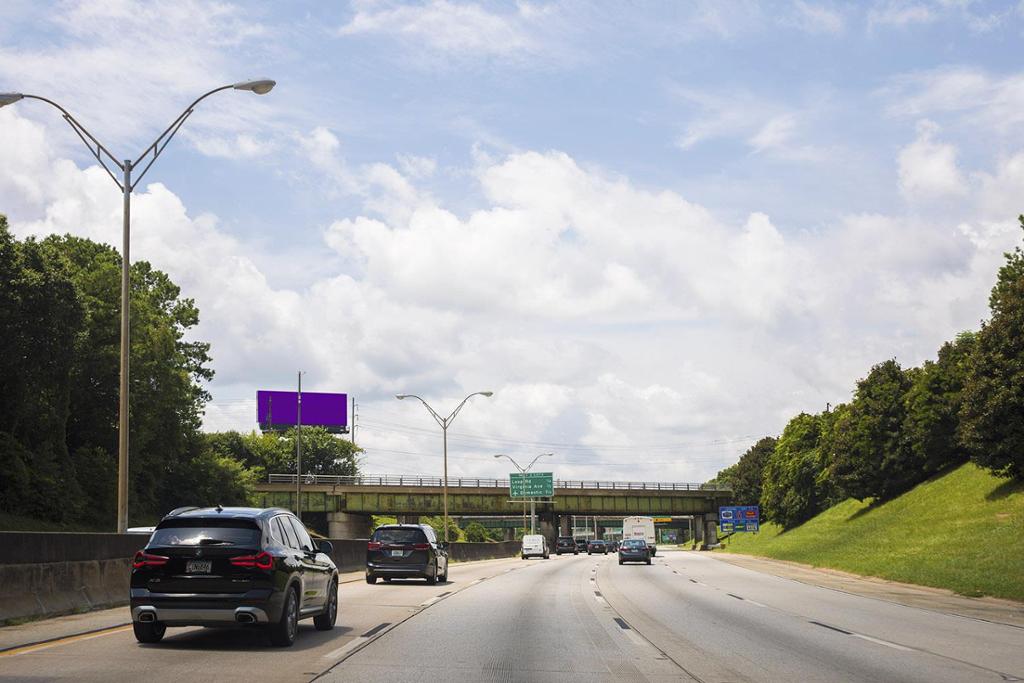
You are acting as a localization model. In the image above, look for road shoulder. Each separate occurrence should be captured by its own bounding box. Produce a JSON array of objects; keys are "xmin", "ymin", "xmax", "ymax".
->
[{"xmin": 709, "ymin": 551, "xmax": 1024, "ymax": 628}]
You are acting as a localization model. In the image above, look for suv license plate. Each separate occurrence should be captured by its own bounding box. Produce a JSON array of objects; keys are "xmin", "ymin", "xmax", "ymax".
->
[
  {"xmin": 186, "ymin": 560, "xmax": 212, "ymax": 573},
  {"xmin": 390, "ymin": 550, "xmax": 404, "ymax": 557}
]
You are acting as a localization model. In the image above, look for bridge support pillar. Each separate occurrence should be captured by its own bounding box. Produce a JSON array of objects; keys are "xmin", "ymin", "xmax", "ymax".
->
[
  {"xmin": 558, "ymin": 515, "xmax": 571, "ymax": 536},
  {"xmin": 328, "ymin": 512, "xmax": 373, "ymax": 539}
]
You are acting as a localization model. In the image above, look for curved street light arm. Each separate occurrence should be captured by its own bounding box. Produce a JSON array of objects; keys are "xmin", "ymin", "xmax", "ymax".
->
[
  {"xmin": 524, "ymin": 452, "xmax": 554, "ymax": 472},
  {"xmin": 129, "ymin": 84, "xmax": 234, "ymax": 189},
  {"xmin": 445, "ymin": 391, "xmax": 491, "ymax": 425},
  {"xmin": 19, "ymin": 94, "xmax": 125, "ymax": 189},
  {"xmin": 494, "ymin": 453, "xmax": 526, "ymax": 472},
  {"xmin": 399, "ymin": 394, "xmax": 445, "ymax": 428}
]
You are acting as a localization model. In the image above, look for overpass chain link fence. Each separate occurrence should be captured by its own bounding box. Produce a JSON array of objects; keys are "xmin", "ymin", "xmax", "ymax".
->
[{"xmin": 268, "ymin": 473, "xmax": 732, "ymax": 492}]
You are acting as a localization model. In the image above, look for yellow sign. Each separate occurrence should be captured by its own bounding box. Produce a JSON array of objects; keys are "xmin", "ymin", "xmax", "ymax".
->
[{"xmin": 652, "ymin": 517, "xmax": 672, "ymax": 523}]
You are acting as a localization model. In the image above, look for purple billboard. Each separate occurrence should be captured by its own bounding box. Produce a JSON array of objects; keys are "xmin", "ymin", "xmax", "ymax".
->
[{"xmin": 257, "ymin": 390, "xmax": 348, "ymax": 434}]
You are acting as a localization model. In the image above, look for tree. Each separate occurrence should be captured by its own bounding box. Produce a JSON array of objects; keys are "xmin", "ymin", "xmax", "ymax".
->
[
  {"xmin": 828, "ymin": 359, "xmax": 915, "ymax": 501},
  {"xmin": 205, "ymin": 428, "xmax": 362, "ymax": 482},
  {"xmin": 960, "ymin": 217, "xmax": 1024, "ymax": 479},
  {"xmin": 463, "ymin": 521, "xmax": 496, "ymax": 543},
  {"xmin": 715, "ymin": 437, "xmax": 776, "ymax": 507},
  {"xmin": 903, "ymin": 332, "xmax": 975, "ymax": 476},
  {"xmin": 761, "ymin": 413, "xmax": 830, "ymax": 529}
]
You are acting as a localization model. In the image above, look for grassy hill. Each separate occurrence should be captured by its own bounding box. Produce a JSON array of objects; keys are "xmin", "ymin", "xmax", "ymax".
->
[{"xmin": 720, "ymin": 463, "xmax": 1024, "ymax": 601}]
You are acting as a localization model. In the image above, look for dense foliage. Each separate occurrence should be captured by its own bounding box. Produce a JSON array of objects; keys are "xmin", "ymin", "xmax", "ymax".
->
[
  {"xmin": 0, "ymin": 216, "xmax": 360, "ymax": 529},
  {"xmin": 720, "ymin": 217, "xmax": 1024, "ymax": 529}
]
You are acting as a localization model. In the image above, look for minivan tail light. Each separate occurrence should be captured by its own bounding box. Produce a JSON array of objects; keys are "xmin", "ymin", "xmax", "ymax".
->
[
  {"xmin": 230, "ymin": 551, "xmax": 274, "ymax": 570},
  {"xmin": 413, "ymin": 543, "xmax": 429, "ymax": 550},
  {"xmin": 133, "ymin": 551, "xmax": 169, "ymax": 569},
  {"xmin": 367, "ymin": 541, "xmax": 382, "ymax": 550}
]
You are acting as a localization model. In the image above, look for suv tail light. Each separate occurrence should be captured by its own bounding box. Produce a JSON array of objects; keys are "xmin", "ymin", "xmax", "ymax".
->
[
  {"xmin": 367, "ymin": 541, "xmax": 382, "ymax": 551},
  {"xmin": 230, "ymin": 551, "xmax": 274, "ymax": 570},
  {"xmin": 412, "ymin": 543, "xmax": 429, "ymax": 550},
  {"xmin": 133, "ymin": 551, "xmax": 169, "ymax": 569}
]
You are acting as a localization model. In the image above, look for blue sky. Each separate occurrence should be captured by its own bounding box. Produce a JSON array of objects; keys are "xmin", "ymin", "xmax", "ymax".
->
[{"xmin": 2, "ymin": 1, "xmax": 1023, "ymax": 481}]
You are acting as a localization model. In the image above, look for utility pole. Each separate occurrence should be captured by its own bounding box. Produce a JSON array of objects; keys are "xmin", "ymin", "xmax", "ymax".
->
[
  {"xmin": 296, "ymin": 371, "xmax": 303, "ymax": 520},
  {"xmin": 350, "ymin": 396, "xmax": 358, "ymax": 445}
]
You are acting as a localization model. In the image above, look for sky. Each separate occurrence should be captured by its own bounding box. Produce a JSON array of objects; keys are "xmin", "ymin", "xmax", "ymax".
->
[{"xmin": 2, "ymin": 0, "xmax": 1023, "ymax": 483}]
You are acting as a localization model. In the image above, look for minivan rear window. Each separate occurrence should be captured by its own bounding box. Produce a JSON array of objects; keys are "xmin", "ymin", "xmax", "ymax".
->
[
  {"xmin": 150, "ymin": 519, "xmax": 260, "ymax": 547},
  {"xmin": 372, "ymin": 527, "xmax": 427, "ymax": 544}
]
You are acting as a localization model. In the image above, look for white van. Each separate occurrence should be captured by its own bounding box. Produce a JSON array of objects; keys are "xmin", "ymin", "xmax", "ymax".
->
[
  {"xmin": 521, "ymin": 534, "xmax": 549, "ymax": 560},
  {"xmin": 622, "ymin": 516, "xmax": 657, "ymax": 556}
]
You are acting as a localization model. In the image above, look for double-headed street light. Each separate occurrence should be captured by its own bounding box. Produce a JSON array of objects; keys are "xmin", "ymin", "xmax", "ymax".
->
[
  {"xmin": 1, "ymin": 80, "xmax": 276, "ymax": 533},
  {"xmin": 494, "ymin": 453, "xmax": 553, "ymax": 535},
  {"xmin": 395, "ymin": 391, "xmax": 493, "ymax": 543}
]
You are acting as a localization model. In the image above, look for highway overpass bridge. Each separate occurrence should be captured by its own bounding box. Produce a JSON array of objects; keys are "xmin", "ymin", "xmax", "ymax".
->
[{"xmin": 253, "ymin": 474, "xmax": 733, "ymax": 541}]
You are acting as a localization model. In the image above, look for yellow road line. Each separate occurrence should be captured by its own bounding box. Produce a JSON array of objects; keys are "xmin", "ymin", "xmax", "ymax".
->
[{"xmin": 0, "ymin": 624, "xmax": 132, "ymax": 657}]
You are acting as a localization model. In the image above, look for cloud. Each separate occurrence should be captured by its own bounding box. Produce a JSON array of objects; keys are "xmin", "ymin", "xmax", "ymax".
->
[
  {"xmin": 898, "ymin": 119, "xmax": 967, "ymax": 199},
  {"xmin": 785, "ymin": 1, "xmax": 845, "ymax": 34},
  {"xmin": 0, "ymin": 0, "xmax": 284, "ymax": 158},
  {"xmin": 880, "ymin": 66, "xmax": 1024, "ymax": 135},
  {"xmin": 338, "ymin": 0, "xmax": 552, "ymax": 62},
  {"xmin": 868, "ymin": 1, "xmax": 935, "ymax": 28},
  {"xmin": 3, "ymin": 108, "xmax": 1022, "ymax": 482}
]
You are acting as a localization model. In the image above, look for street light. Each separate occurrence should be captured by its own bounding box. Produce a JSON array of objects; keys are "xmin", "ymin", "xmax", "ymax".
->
[
  {"xmin": 1, "ymin": 80, "xmax": 276, "ymax": 533},
  {"xmin": 395, "ymin": 391, "xmax": 493, "ymax": 543},
  {"xmin": 494, "ymin": 453, "xmax": 553, "ymax": 535}
]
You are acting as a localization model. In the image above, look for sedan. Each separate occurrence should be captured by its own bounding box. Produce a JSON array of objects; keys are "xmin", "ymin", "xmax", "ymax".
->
[{"xmin": 618, "ymin": 539, "xmax": 651, "ymax": 565}]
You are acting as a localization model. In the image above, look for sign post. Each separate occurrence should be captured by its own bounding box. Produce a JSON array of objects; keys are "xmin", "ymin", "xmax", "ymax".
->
[
  {"xmin": 718, "ymin": 505, "xmax": 760, "ymax": 534},
  {"xmin": 509, "ymin": 472, "xmax": 554, "ymax": 534}
]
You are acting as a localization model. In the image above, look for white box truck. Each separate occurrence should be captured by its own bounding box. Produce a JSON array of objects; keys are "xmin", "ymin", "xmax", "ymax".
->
[{"xmin": 622, "ymin": 516, "xmax": 657, "ymax": 556}]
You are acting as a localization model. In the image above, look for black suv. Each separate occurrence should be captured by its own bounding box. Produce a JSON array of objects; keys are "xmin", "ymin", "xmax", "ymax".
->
[
  {"xmin": 130, "ymin": 506, "xmax": 338, "ymax": 647},
  {"xmin": 587, "ymin": 539, "xmax": 609, "ymax": 555},
  {"xmin": 555, "ymin": 536, "xmax": 578, "ymax": 555},
  {"xmin": 366, "ymin": 524, "xmax": 449, "ymax": 584}
]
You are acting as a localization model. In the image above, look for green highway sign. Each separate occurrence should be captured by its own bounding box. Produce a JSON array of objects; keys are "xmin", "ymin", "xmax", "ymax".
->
[{"xmin": 509, "ymin": 472, "xmax": 554, "ymax": 498}]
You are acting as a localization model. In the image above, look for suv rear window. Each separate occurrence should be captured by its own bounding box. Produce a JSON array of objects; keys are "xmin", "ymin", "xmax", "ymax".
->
[
  {"xmin": 373, "ymin": 527, "xmax": 427, "ymax": 544},
  {"xmin": 150, "ymin": 519, "xmax": 260, "ymax": 547}
]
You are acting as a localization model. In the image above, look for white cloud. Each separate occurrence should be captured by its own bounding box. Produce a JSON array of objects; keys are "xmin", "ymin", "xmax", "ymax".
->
[
  {"xmin": 3, "ymin": 107, "xmax": 1022, "ymax": 482},
  {"xmin": 898, "ymin": 119, "xmax": 967, "ymax": 199},
  {"xmin": 880, "ymin": 66, "xmax": 1024, "ymax": 135},
  {"xmin": 338, "ymin": 0, "xmax": 549, "ymax": 61},
  {"xmin": 786, "ymin": 1, "xmax": 845, "ymax": 34},
  {"xmin": 868, "ymin": 1, "xmax": 935, "ymax": 28}
]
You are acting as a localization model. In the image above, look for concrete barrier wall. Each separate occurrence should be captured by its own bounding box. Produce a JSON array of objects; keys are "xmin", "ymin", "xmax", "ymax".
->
[{"xmin": 0, "ymin": 533, "xmax": 521, "ymax": 624}]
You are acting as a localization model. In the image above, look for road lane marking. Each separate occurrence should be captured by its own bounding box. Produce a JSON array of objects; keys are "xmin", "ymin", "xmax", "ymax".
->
[
  {"xmin": 419, "ymin": 596, "xmax": 442, "ymax": 607},
  {"xmin": 360, "ymin": 622, "xmax": 391, "ymax": 638},
  {"xmin": 809, "ymin": 620, "xmax": 853, "ymax": 635},
  {"xmin": 852, "ymin": 633, "xmax": 914, "ymax": 651},
  {"xmin": 325, "ymin": 638, "xmax": 367, "ymax": 660},
  {"xmin": 0, "ymin": 624, "xmax": 133, "ymax": 657}
]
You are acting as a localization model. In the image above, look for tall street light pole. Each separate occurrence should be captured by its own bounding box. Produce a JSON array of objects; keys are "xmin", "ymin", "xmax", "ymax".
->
[
  {"xmin": 494, "ymin": 453, "xmax": 553, "ymax": 535},
  {"xmin": 395, "ymin": 391, "xmax": 493, "ymax": 543},
  {"xmin": 0, "ymin": 80, "xmax": 276, "ymax": 533}
]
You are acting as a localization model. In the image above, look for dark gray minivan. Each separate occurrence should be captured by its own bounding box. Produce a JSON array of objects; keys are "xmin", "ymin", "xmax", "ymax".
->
[{"xmin": 366, "ymin": 524, "xmax": 449, "ymax": 584}]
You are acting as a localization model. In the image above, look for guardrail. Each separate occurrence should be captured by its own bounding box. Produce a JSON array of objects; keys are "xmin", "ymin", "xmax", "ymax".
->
[{"xmin": 267, "ymin": 473, "xmax": 731, "ymax": 492}]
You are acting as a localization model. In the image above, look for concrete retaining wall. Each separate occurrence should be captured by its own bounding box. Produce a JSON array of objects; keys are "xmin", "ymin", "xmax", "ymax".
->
[{"xmin": 0, "ymin": 533, "xmax": 521, "ymax": 624}]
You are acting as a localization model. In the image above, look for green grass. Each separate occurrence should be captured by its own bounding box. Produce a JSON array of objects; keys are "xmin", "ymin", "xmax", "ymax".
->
[{"xmin": 721, "ymin": 463, "xmax": 1024, "ymax": 601}]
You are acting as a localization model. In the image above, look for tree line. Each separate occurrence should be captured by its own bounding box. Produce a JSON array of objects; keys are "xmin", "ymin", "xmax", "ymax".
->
[
  {"xmin": 714, "ymin": 217, "xmax": 1024, "ymax": 529},
  {"xmin": 0, "ymin": 215, "xmax": 359, "ymax": 528}
]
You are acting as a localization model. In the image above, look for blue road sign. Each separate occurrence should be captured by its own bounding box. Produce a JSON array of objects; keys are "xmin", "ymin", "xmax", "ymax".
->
[{"xmin": 719, "ymin": 505, "xmax": 760, "ymax": 533}]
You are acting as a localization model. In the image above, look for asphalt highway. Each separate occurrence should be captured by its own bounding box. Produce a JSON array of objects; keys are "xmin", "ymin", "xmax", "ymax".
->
[{"xmin": 1, "ymin": 551, "xmax": 1021, "ymax": 682}]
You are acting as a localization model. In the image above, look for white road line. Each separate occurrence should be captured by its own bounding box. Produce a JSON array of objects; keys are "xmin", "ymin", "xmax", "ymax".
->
[
  {"xmin": 470, "ymin": 577, "xmax": 486, "ymax": 585},
  {"xmin": 324, "ymin": 637, "xmax": 367, "ymax": 660},
  {"xmin": 595, "ymin": 595, "xmax": 610, "ymax": 607},
  {"xmin": 624, "ymin": 628, "xmax": 648, "ymax": 648},
  {"xmin": 852, "ymin": 633, "xmax": 914, "ymax": 651},
  {"xmin": 419, "ymin": 596, "xmax": 442, "ymax": 607},
  {"xmin": 744, "ymin": 599, "xmax": 768, "ymax": 608}
]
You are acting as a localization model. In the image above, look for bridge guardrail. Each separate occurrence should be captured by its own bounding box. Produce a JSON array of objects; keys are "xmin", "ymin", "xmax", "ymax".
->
[{"xmin": 267, "ymin": 473, "xmax": 731, "ymax": 492}]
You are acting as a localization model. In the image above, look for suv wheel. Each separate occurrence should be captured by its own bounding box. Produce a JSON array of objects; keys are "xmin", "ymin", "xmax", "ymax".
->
[
  {"xmin": 426, "ymin": 561, "xmax": 438, "ymax": 585},
  {"xmin": 269, "ymin": 587, "xmax": 299, "ymax": 647},
  {"xmin": 314, "ymin": 580, "xmax": 338, "ymax": 631},
  {"xmin": 366, "ymin": 573, "xmax": 377, "ymax": 584},
  {"xmin": 133, "ymin": 620, "xmax": 166, "ymax": 644}
]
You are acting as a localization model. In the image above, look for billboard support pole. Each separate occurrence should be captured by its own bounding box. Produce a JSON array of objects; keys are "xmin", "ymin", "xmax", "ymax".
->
[{"xmin": 296, "ymin": 371, "xmax": 303, "ymax": 520}]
